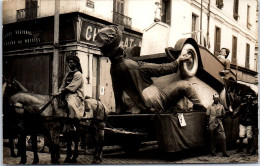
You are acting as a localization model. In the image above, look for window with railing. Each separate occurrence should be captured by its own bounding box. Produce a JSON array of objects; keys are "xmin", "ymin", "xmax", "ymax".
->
[
  {"xmin": 112, "ymin": 0, "xmax": 132, "ymax": 28},
  {"xmin": 112, "ymin": 11, "xmax": 132, "ymax": 28},
  {"xmin": 17, "ymin": 7, "xmax": 38, "ymax": 21},
  {"xmin": 17, "ymin": 0, "xmax": 38, "ymax": 21}
]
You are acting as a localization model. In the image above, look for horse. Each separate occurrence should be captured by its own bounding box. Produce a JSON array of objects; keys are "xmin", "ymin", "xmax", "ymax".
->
[
  {"xmin": 63, "ymin": 98, "xmax": 107, "ymax": 164},
  {"xmin": 3, "ymin": 78, "xmax": 108, "ymax": 164},
  {"xmin": 2, "ymin": 77, "xmax": 29, "ymax": 158},
  {"xmin": 3, "ymin": 78, "xmax": 66, "ymax": 164}
]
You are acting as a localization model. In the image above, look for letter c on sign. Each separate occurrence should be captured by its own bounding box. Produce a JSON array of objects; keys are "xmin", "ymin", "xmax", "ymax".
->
[{"xmin": 86, "ymin": 26, "xmax": 93, "ymax": 41}]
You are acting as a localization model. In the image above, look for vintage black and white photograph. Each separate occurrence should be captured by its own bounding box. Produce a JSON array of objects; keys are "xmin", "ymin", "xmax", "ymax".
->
[{"xmin": 2, "ymin": 0, "xmax": 259, "ymax": 165}]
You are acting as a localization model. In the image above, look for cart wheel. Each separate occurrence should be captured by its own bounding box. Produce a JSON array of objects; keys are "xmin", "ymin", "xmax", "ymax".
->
[
  {"xmin": 13, "ymin": 138, "xmax": 19, "ymax": 149},
  {"xmin": 36, "ymin": 136, "xmax": 45, "ymax": 152},
  {"xmin": 27, "ymin": 136, "xmax": 45, "ymax": 152},
  {"xmin": 179, "ymin": 43, "xmax": 199, "ymax": 78}
]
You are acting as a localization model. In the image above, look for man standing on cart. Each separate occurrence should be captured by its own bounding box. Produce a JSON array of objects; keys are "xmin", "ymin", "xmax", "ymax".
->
[{"xmin": 94, "ymin": 25, "xmax": 205, "ymax": 114}]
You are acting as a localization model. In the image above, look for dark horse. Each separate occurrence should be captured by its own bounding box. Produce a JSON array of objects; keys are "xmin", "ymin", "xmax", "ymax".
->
[
  {"xmin": 3, "ymin": 78, "xmax": 66, "ymax": 164},
  {"xmin": 2, "ymin": 77, "xmax": 28, "ymax": 158},
  {"xmin": 3, "ymin": 78, "xmax": 108, "ymax": 164},
  {"xmin": 64, "ymin": 98, "xmax": 107, "ymax": 164}
]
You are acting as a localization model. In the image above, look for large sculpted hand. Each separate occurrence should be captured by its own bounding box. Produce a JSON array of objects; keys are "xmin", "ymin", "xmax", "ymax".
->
[{"xmin": 176, "ymin": 53, "xmax": 191, "ymax": 64}]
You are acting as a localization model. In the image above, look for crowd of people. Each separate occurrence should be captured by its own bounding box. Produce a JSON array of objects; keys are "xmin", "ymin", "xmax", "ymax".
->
[{"xmin": 206, "ymin": 92, "xmax": 258, "ymax": 157}]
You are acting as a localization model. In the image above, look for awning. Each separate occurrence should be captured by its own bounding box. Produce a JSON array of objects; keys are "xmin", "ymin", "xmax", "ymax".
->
[{"xmin": 237, "ymin": 81, "xmax": 258, "ymax": 95}]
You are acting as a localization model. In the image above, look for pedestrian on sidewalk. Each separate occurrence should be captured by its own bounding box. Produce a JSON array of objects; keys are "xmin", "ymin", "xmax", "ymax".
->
[
  {"xmin": 206, "ymin": 94, "xmax": 230, "ymax": 157},
  {"xmin": 232, "ymin": 93, "xmax": 256, "ymax": 154}
]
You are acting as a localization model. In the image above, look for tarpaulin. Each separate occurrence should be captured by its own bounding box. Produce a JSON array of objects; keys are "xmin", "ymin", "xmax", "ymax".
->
[
  {"xmin": 153, "ymin": 112, "xmax": 207, "ymax": 152},
  {"xmin": 153, "ymin": 112, "xmax": 239, "ymax": 152}
]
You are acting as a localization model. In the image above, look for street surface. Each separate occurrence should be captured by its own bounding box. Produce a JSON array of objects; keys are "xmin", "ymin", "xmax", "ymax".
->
[{"xmin": 2, "ymin": 140, "xmax": 259, "ymax": 165}]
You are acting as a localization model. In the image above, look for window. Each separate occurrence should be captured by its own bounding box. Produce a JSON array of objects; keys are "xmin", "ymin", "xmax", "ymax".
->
[
  {"xmin": 113, "ymin": 0, "xmax": 124, "ymax": 15},
  {"xmin": 161, "ymin": 0, "xmax": 171, "ymax": 25},
  {"xmin": 247, "ymin": 5, "xmax": 252, "ymax": 29},
  {"xmin": 17, "ymin": 0, "xmax": 38, "ymax": 21},
  {"xmin": 233, "ymin": 0, "xmax": 239, "ymax": 20},
  {"xmin": 191, "ymin": 14, "xmax": 198, "ymax": 42},
  {"xmin": 245, "ymin": 43, "xmax": 250, "ymax": 68},
  {"xmin": 216, "ymin": 0, "xmax": 224, "ymax": 9},
  {"xmin": 232, "ymin": 36, "xmax": 237, "ymax": 64},
  {"xmin": 26, "ymin": 0, "xmax": 38, "ymax": 8},
  {"xmin": 214, "ymin": 26, "xmax": 221, "ymax": 55},
  {"xmin": 112, "ymin": 0, "xmax": 131, "ymax": 28}
]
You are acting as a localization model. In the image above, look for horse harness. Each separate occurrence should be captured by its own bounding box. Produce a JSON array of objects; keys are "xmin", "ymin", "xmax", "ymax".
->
[{"xmin": 82, "ymin": 100, "xmax": 107, "ymax": 131}]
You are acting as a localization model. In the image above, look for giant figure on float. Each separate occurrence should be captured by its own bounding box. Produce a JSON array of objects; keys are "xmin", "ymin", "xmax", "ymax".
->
[{"xmin": 94, "ymin": 25, "xmax": 209, "ymax": 114}]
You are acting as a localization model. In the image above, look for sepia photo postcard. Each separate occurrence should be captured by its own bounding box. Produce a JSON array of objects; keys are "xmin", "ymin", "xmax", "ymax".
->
[{"xmin": 2, "ymin": 0, "xmax": 259, "ymax": 165}]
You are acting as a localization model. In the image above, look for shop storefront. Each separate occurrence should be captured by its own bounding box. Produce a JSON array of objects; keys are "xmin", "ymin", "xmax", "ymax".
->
[{"xmin": 3, "ymin": 12, "xmax": 142, "ymax": 112}]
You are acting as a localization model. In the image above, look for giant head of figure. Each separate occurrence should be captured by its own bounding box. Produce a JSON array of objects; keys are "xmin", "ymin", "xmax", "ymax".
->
[{"xmin": 94, "ymin": 25, "xmax": 123, "ymax": 60}]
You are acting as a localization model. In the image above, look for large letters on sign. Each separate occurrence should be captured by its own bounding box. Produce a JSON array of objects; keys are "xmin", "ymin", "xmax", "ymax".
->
[{"xmin": 80, "ymin": 20, "xmax": 142, "ymax": 48}]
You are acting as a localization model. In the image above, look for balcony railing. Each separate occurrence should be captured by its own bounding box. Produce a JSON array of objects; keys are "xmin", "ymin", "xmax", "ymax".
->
[
  {"xmin": 112, "ymin": 11, "xmax": 132, "ymax": 28},
  {"xmin": 17, "ymin": 7, "xmax": 38, "ymax": 21}
]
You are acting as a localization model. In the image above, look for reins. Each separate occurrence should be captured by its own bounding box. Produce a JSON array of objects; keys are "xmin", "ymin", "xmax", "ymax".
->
[{"xmin": 38, "ymin": 95, "xmax": 58, "ymax": 115}]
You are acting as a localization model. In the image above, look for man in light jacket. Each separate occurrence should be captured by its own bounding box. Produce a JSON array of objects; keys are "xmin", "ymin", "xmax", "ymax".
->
[
  {"xmin": 206, "ymin": 94, "xmax": 230, "ymax": 157},
  {"xmin": 58, "ymin": 54, "xmax": 84, "ymax": 119}
]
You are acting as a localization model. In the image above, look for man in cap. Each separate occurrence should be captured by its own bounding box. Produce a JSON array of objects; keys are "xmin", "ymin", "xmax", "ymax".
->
[
  {"xmin": 217, "ymin": 48, "xmax": 230, "ymax": 76},
  {"xmin": 94, "ymin": 25, "xmax": 204, "ymax": 114},
  {"xmin": 57, "ymin": 52, "xmax": 84, "ymax": 119},
  {"xmin": 206, "ymin": 93, "xmax": 230, "ymax": 157}
]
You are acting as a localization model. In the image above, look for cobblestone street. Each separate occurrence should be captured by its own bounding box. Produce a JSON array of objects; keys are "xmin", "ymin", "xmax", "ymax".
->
[{"xmin": 2, "ymin": 140, "xmax": 259, "ymax": 165}]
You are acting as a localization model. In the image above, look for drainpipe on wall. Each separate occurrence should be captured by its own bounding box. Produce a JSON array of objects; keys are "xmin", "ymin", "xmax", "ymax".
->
[
  {"xmin": 52, "ymin": 0, "xmax": 60, "ymax": 94},
  {"xmin": 96, "ymin": 56, "xmax": 101, "ymax": 100},
  {"xmin": 200, "ymin": 0, "xmax": 203, "ymax": 45},
  {"xmin": 207, "ymin": 0, "xmax": 210, "ymax": 49}
]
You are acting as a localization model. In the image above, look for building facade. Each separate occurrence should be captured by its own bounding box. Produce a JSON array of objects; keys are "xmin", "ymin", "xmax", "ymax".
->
[{"xmin": 3, "ymin": 0, "xmax": 258, "ymax": 112}]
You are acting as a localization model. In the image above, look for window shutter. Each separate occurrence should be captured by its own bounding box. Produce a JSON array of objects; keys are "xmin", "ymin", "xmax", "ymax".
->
[
  {"xmin": 231, "ymin": 36, "xmax": 237, "ymax": 64},
  {"xmin": 214, "ymin": 27, "xmax": 221, "ymax": 55},
  {"xmin": 245, "ymin": 44, "xmax": 250, "ymax": 68}
]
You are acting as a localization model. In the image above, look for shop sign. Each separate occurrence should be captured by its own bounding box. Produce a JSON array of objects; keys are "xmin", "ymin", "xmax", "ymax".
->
[
  {"xmin": 80, "ymin": 20, "xmax": 142, "ymax": 48},
  {"xmin": 3, "ymin": 29, "xmax": 41, "ymax": 47},
  {"xmin": 86, "ymin": 0, "xmax": 95, "ymax": 9}
]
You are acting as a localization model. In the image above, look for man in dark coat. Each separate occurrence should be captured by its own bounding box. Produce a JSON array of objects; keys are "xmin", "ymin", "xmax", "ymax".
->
[
  {"xmin": 250, "ymin": 95, "xmax": 258, "ymax": 155},
  {"xmin": 233, "ymin": 93, "xmax": 257, "ymax": 154},
  {"xmin": 206, "ymin": 94, "xmax": 230, "ymax": 157},
  {"xmin": 94, "ymin": 25, "xmax": 204, "ymax": 114}
]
